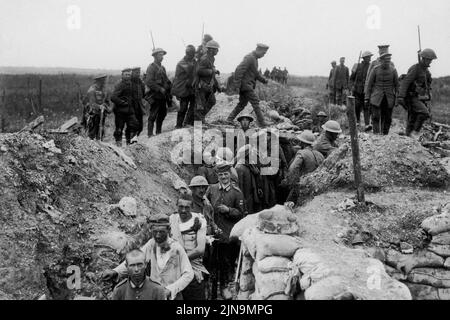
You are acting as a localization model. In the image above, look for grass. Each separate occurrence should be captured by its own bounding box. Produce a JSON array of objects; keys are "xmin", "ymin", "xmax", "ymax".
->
[{"xmin": 0, "ymin": 73, "xmax": 448, "ymax": 133}]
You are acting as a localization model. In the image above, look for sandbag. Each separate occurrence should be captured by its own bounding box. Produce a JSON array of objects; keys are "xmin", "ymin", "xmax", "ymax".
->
[
  {"xmin": 257, "ymin": 256, "xmax": 291, "ymax": 273},
  {"xmin": 432, "ymin": 231, "xmax": 450, "ymax": 245},
  {"xmin": 407, "ymin": 268, "xmax": 450, "ymax": 288},
  {"xmin": 445, "ymin": 258, "xmax": 450, "ymax": 269},
  {"xmin": 428, "ymin": 244, "xmax": 450, "ymax": 258},
  {"xmin": 239, "ymin": 255, "xmax": 255, "ymax": 292},
  {"xmin": 304, "ymin": 276, "xmax": 348, "ymax": 300},
  {"xmin": 242, "ymin": 227, "xmax": 303, "ymax": 261},
  {"xmin": 230, "ymin": 213, "xmax": 259, "ymax": 240},
  {"xmin": 421, "ymin": 212, "xmax": 450, "ymax": 236},
  {"xmin": 293, "ymin": 248, "xmax": 335, "ymax": 285},
  {"xmin": 257, "ymin": 205, "xmax": 299, "ymax": 235},
  {"xmin": 405, "ymin": 283, "xmax": 439, "ymax": 300},
  {"xmin": 253, "ymin": 267, "xmax": 290, "ymax": 300},
  {"xmin": 385, "ymin": 249, "xmax": 444, "ymax": 274}
]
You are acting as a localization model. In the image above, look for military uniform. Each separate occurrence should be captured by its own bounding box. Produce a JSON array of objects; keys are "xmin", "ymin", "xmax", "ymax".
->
[
  {"xmin": 365, "ymin": 64, "xmax": 399, "ymax": 135},
  {"xmin": 111, "ymin": 79, "xmax": 140, "ymax": 144},
  {"xmin": 285, "ymin": 147, "xmax": 324, "ymax": 202},
  {"xmin": 313, "ymin": 133, "xmax": 338, "ymax": 158},
  {"xmin": 226, "ymin": 51, "xmax": 268, "ymax": 127},
  {"xmin": 84, "ymin": 82, "xmax": 110, "ymax": 140},
  {"xmin": 350, "ymin": 60, "xmax": 371, "ymax": 126},
  {"xmin": 131, "ymin": 74, "xmax": 146, "ymax": 137},
  {"xmin": 333, "ymin": 65, "xmax": 349, "ymax": 106},
  {"xmin": 327, "ymin": 66, "xmax": 337, "ymax": 104},
  {"xmin": 195, "ymin": 54, "xmax": 219, "ymax": 122},
  {"xmin": 206, "ymin": 182, "xmax": 246, "ymax": 296},
  {"xmin": 398, "ymin": 62, "xmax": 432, "ymax": 136},
  {"xmin": 144, "ymin": 62, "xmax": 171, "ymax": 136},
  {"xmin": 112, "ymin": 277, "xmax": 167, "ymax": 300},
  {"xmin": 172, "ymin": 55, "xmax": 196, "ymax": 127}
]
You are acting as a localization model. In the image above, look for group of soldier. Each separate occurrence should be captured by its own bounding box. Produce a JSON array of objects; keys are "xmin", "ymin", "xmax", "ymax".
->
[
  {"xmin": 262, "ymin": 67, "xmax": 289, "ymax": 85},
  {"xmin": 327, "ymin": 44, "xmax": 438, "ymax": 137},
  {"xmin": 81, "ymin": 34, "xmax": 279, "ymax": 145},
  {"xmin": 100, "ymin": 109, "xmax": 344, "ymax": 300}
]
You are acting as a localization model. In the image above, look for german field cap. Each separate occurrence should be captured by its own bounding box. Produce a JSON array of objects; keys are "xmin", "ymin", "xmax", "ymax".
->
[
  {"xmin": 216, "ymin": 162, "xmax": 232, "ymax": 173},
  {"xmin": 256, "ymin": 43, "xmax": 269, "ymax": 50},
  {"xmin": 94, "ymin": 74, "xmax": 107, "ymax": 80}
]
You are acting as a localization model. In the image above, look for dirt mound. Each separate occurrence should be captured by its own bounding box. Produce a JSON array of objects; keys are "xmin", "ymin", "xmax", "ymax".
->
[
  {"xmin": 296, "ymin": 133, "xmax": 450, "ymax": 203},
  {"xmin": 0, "ymin": 132, "xmax": 184, "ymax": 299}
]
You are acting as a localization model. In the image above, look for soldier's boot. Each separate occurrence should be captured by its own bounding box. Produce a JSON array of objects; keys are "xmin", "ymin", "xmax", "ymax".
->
[
  {"xmin": 130, "ymin": 135, "xmax": 138, "ymax": 145},
  {"xmin": 155, "ymin": 121, "xmax": 163, "ymax": 135},
  {"xmin": 414, "ymin": 113, "xmax": 429, "ymax": 134},
  {"xmin": 226, "ymin": 104, "xmax": 245, "ymax": 123},
  {"xmin": 253, "ymin": 105, "xmax": 267, "ymax": 128},
  {"xmin": 147, "ymin": 121, "xmax": 154, "ymax": 137}
]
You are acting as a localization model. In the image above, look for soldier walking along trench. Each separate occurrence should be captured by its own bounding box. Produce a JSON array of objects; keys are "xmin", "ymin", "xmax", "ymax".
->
[
  {"xmin": 145, "ymin": 48, "xmax": 172, "ymax": 137},
  {"xmin": 226, "ymin": 43, "xmax": 270, "ymax": 127},
  {"xmin": 83, "ymin": 75, "xmax": 111, "ymax": 140}
]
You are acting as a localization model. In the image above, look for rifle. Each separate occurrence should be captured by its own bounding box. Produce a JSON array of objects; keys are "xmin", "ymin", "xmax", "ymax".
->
[
  {"xmin": 352, "ymin": 50, "xmax": 362, "ymax": 94},
  {"xmin": 99, "ymin": 104, "xmax": 105, "ymax": 141},
  {"xmin": 417, "ymin": 25, "xmax": 432, "ymax": 122},
  {"xmin": 150, "ymin": 30, "xmax": 155, "ymax": 50}
]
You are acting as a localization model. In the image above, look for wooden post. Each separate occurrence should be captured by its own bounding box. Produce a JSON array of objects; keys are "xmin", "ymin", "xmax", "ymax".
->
[
  {"xmin": 1, "ymin": 89, "xmax": 5, "ymax": 132},
  {"xmin": 38, "ymin": 78, "xmax": 42, "ymax": 111},
  {"xmin": 346, "ymin": 96, "xmax": 365, "ymax": 203}
]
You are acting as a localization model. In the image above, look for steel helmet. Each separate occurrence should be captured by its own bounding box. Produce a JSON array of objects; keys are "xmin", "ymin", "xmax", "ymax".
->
[
  {"xmin": 237, "ymin": 114, "xmax": 254, "ymax": 123},
  {"xmin": 152, "ymin": 48, "xmax": 167, "ymax": 56},
  {"xmin": 317, "ymin": 111, "xmax": 328, "ymax": 117},
  {"xmin": 322, "ymin": 120, "xmax": 342, "ymax": 133},
  {"xmin": 189, "ymin": 176, "xmax": 209, "ymax": 188},
  {"xmin": 205, "ymin": 40, "xmax": 220, "ymax": 49},
  {"xmin": 361, "ymin": 51, "xmax": 373, "ymax": 58},
  {"xmin": 419, "ymin": 48, "xmax": 437, "ymax": 60},
  {"xmin": 297, "ymin": 130, "xmax": 316, "ymax": 145}
]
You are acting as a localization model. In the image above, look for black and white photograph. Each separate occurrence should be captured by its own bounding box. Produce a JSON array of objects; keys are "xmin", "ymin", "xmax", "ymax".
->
[{"xmin": 1, "ymin": 0, "xmax": 450, "ymax": 306}]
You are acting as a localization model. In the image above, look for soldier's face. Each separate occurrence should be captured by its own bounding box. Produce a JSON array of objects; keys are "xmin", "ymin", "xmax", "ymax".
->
[
  {"xmin": 209, "ymin": 48, "xmax": 218, "ymax": 56},
  {"xmin": 126, "ymin": 255, "xmax": 146, "ymax": 276},
  {"xmin": 218, "ymin": 171, "xmax": 231, "ymax": 186},
  {"xmin": 255, "ymin": 48, "xmax": 268, "ymax": 58},
  {"xmin": 152, "ymin": 226, "xmax": 170, "ymax": 244},
  {"xmin": 122, "ymin": 71, "xmax": 132, "ymax": 81},
  {"xmin": 155, "ymin": 53, "xmax": 164, "ymax": 63},
  {"xmin": 132, "ymin": 70, "xmax": 140, "ymax": 78},
  {"xmin": 363, "ymin": 56, "xmax": 371, "ymax": 63},
  {"xmin": 340, "ymin": 58, "xmax": 345, "ymax": 65},
  {"xmin": 178, "ymin": 199, "xmax": 192, "ymax": 221},
  {"xmin": 191, "ymin": 186, "xmax": 207, "ymax": 198},
  {"xmin": 240, "ymin": 119, "xmax": 250, "ymax": 131},
  {"xmin": 331, "ymin": 63, "xmax": 336, "ymax": 68},
  {"xmin": 422, "ymin": 58, "xmax": 432, "ymax": 67}
]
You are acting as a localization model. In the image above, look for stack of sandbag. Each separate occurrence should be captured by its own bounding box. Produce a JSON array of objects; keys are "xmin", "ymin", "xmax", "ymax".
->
[
  {"xmin": 232, "ymin": 205, "xmax": 303, "ymax": 300},
  {"xmin": 371, "ymin": 202, "xmax": 450, "ymax": 300},
  {"xmin": 293, "ymin": 247, "xmax": 412, "ymax": 300},
  {"xmin": 406, "ymin": 203, "xmax": 450, "ymax": 299}
]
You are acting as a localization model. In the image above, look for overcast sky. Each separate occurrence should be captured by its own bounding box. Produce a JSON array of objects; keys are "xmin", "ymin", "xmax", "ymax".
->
[{"xmin": 1, "ymin": 0, "xmax": 449, "ymax": 76}]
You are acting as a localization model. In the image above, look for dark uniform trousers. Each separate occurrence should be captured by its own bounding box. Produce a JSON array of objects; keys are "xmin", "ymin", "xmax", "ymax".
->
[
  {"xmin": 195, "ymin": 89, "xmax": 216, "ymax": 123},
  {"xmin": 354, "ymin": 92, "xmax": 371, "ymax": 126},
  {"xmin": 177, "ymin": 94, "xmax": 196, "ymax": 127},
  {"xmin": 113, "ymin": 112, "xmax": 139, "ymax": 143},
  {"xmin": 329, "ymin": 87, "xmax": 336, "ymax": 105},
  {"xmin": 335, "ymin": 88, "xmax": 346, "ymax": 106},
  {"xmin": 147, "ymin": 98, "xmax": 167, "ymax": 136},
  {"xmin": 227, "ymin": 90, "xmax": 266, "ymax": 127},
  {"xmin": 182, "ymin": 278, "xmax": 206, "ymax": 300},
  {"xmin": 371, "ymin": 95, "xmax": 393, "ymax": 135},
  {"xmin": 405, "ymin": 97, "xmax": 430, "ymax": 136},
  {"xmin": 87, "ymin": 113, "xmax": 107, "ymax": 140}
]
